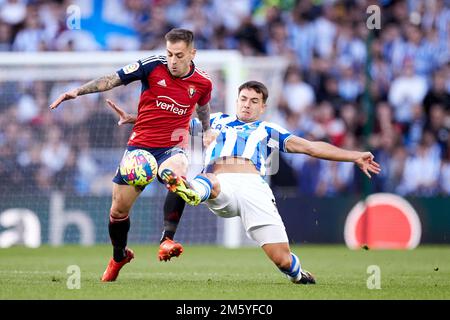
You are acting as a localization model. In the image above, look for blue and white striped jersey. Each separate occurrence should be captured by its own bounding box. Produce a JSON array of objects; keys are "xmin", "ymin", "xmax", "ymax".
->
[{"xmin": 190, "ymin": 112, "xmax": 293, "ymax": 176}]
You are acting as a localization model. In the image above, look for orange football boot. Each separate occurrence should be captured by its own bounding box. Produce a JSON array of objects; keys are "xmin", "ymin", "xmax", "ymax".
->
[
  {"xmin": 101, "ymin": 248, "xmax": 134, "ymax": 282},
  {"xmin": 158, "ymin": 238, "xmax": 184, "ymax": 262}
]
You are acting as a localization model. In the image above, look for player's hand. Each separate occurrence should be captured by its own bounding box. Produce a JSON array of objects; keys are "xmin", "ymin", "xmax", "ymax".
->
[
  {"xmin": 354, "ymin": 152, "xmax": 381, "ymax": 179},
  {"xmin": 49, "ymin": 89, "xmax": 78, "ymax": 109},
  {"xmin": 105, "ymin": 99, "xmax": 136, "ymax": 125},
  {"xmin": 203, "ymin": 129, "xmax": 218, "ymax": 148}
]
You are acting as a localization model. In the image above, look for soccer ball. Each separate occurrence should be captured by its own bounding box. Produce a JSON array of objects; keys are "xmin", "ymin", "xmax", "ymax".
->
[{"xmin": 119, "ymin": 149, "xmax": 158, "ymax": 187}]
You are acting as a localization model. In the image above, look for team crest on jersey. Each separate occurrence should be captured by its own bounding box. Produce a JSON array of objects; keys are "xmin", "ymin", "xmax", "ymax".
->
[
  {"xmin": 188, "ymin": 86, "xmax": 196, "ymax": 98},
  {"xmin": 123, "ymin": 62, "xmax": 139, "ymax": 74}
]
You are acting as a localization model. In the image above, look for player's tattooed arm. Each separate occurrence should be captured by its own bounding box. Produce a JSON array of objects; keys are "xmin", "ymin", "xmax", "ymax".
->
[
  {"xmin": 77, "ymin": 72, "xmax": 122, "ymax": 95},
  {"xmin": 197, "ymin": 103, "xmax": 217, "ymax": 147},
  {"xmin": 50, "ymin": 73, "xmax": 122, "ymax": 109},
  {"xmin": 196, "ymin": 103, "xmax": 211, "ymax": 131}
]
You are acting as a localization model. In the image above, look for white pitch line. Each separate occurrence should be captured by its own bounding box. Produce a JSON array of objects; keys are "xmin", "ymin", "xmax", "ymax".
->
[{"xmin": 0, "ymin": 270, "xmax": 63, "ymax": 274}]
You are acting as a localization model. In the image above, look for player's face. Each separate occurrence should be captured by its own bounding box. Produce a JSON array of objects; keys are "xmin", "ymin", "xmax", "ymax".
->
[
  {"xmin": 236, "ymin": 88, "xmax": 266, "ymax": 122},
  {"xmin": 166, "ymin": 41, "xmax": 196, "ymax": 77}
]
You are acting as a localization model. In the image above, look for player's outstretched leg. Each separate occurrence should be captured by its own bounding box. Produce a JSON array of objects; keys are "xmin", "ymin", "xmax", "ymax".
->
[
  {"xmin": 280, "ymin": 252, "xmax": 316, "ymax": 285},
  {"xmin": 260, "ymin": 240, "xmax": 316, "ymax": 285},
  {"xmin": 160, "ymin": 168, "xmax": 208, "ymax": 205}
]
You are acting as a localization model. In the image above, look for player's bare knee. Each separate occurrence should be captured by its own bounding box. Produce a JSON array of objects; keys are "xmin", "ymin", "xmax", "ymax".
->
[
  {"xmin": 270, "ymin": 252, "xmax": 291, "ymax": 270},
  {"xmin": 109, "ymin": 206, "xmax": 129, "ymax": 220},
  {"xmin": 263, "ymin": 243, "xmax": 291, "ymax": 269},
  {"xmin": 111, "ymin": 196, "xmax": 132, "ymax": 219}
]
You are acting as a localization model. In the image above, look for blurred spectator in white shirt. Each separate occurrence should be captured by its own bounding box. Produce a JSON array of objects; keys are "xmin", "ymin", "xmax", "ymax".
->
[
  {"xmin": 0, "ymin": 0, "xmax": 26, "ymax": 25},
  {"xmin": 388, "ymin": 59, "xmax": 428, "ymax": 125},
  {"xmin": 280, "ymin": 67, "xmax": 315, "ymax": 117},
  {"xmin": 212, "ymin": 0, "xmax": 251, "ymax": 32},
  {"xmin": 314, "ymin": 3, "xmax": 337, "ymax": 60},
  {"xmin": 12, "ymin": 6, "xmax": 49, "ymax": 51},
  {"xmin": 40, "ymin": 126, "xmax": 71, "ymax": 174}
]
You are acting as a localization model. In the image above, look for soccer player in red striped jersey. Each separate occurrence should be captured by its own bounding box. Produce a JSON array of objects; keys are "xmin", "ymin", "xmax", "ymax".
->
[{"xmin": 49, "ymin": 29, "xmax": 215, "ymax": 281}]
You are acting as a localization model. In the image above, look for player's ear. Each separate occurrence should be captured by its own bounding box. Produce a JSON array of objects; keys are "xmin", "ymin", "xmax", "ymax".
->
[
  {"xmin": 261, "ymin": 103, "xmax": 267, "ymax": 114},
  {"xmin": 191, "ymin": 48, "xmax": 197, "ymax": 58}
]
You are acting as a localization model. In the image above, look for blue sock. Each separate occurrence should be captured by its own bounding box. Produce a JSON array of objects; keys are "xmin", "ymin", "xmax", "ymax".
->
[
  {"xmin": 279, "ymin": 253, "xmax": 302, "ymax": 280},
  {"xmin": 189, "ymin": 175, "xmax": 212, "ymax": 202}
]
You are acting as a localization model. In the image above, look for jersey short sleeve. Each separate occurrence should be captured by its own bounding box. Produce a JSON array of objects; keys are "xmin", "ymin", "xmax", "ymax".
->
[
  {"xmin": 265, "ymin": 122, "xmax": 294, "ymax": 152},
  {"xmin": 197, "ymin": 79, "xmax": 212, "ymax": 106},
  {"xmin": 117, "ymin": 55, "xmax": 164, "ymax": 85}
]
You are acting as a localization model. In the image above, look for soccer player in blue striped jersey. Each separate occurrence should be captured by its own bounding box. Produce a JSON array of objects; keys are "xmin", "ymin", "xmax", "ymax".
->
[{"xmin": 110, "ymin": 81, "xmax": 381, "ymax": 284}]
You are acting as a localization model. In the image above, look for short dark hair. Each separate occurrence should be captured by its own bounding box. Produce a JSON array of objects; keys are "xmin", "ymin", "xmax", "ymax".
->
[
  {"xmin": 238, "ymin": 81, "xmax": 269, "ymax": 103},
  {"xmin": 165, "ymin": 28, "xmax": 194, "ymax": 47}
]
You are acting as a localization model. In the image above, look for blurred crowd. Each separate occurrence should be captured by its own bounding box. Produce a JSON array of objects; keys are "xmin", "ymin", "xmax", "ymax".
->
[{"xmin": 0, "ymin": 0, "xmax": 449, "ymax": 197}]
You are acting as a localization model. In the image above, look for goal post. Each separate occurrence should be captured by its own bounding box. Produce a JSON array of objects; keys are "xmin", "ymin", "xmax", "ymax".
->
[{"xmin": 0, "ymin": 51, "xmax": 288, "ymax": 248}]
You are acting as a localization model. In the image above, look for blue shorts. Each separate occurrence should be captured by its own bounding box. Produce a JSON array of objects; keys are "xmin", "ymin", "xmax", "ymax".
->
[{"xmin": 112, "ymin": 145, "xmax": 186, "ymax": 189}]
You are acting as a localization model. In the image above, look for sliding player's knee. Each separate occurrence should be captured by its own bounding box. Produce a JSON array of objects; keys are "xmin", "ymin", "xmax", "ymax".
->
[
  {"xmin": 202, "ymin": 173, "xmax": 220, "ymax": 199},
  {"xmin": 263, "ymin": 243, "xmax": 292, "ymax": 270},
  {"xmin": 270, "ymin": 251, "xmax": 292, "ymax": 270}
]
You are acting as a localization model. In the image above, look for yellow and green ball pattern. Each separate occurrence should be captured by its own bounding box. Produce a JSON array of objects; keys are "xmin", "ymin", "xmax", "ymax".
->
[{"xmin": 119, "ymin": 149, "xmax": 158, "ymax": 187}]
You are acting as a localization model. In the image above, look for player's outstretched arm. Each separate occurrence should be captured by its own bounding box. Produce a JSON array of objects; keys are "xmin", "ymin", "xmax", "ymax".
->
[
  {"xmin": 285, "ymin": 135, "xmax": 381, "ymax": 178},
  {"xmin": 105, "ymin": 99, "xmax": 136, "ymax": 125},
  {"xmin": 49, "ymin": 72, "xmax": 122, "ymax": 109}
]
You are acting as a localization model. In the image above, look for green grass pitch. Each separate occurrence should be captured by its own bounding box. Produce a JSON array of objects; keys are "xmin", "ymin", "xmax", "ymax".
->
[{"xmin": 0, "ymin": 245, "xmax": 449, "ymax": 300}]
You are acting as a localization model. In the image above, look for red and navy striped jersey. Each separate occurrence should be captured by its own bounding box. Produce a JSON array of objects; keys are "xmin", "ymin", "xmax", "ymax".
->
[{"xmin": 117, "ymin": 55, "xmax": 212, "ymax": 148}]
